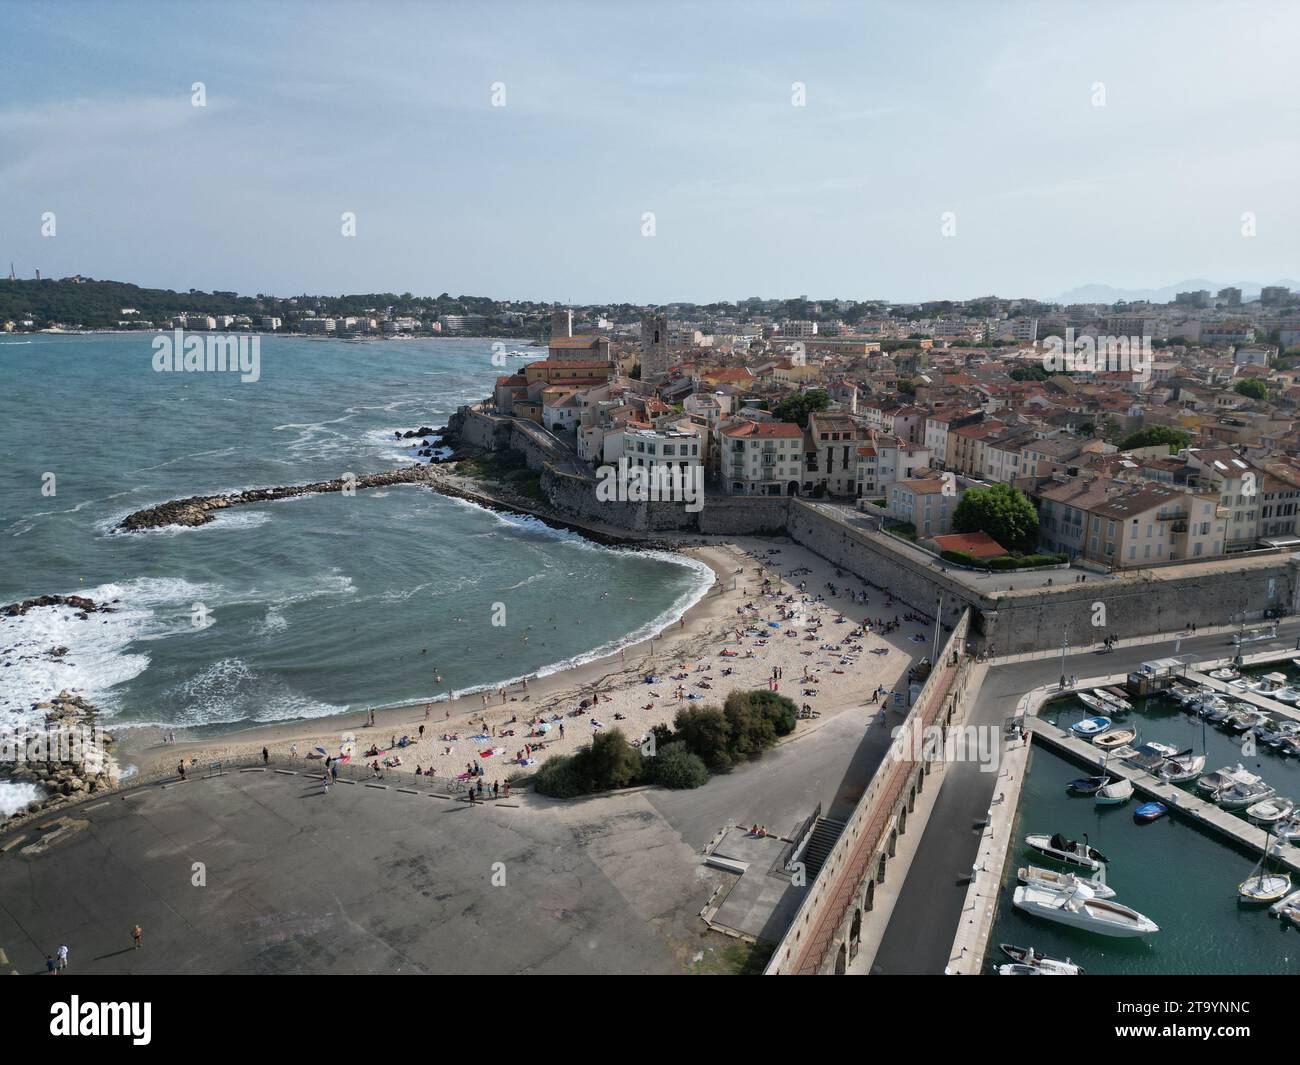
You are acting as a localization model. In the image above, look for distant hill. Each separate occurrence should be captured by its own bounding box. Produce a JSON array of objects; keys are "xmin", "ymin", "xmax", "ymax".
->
[{"xmin": 1059, "ymin": 279, "xmax": 1300, "ymax": 304}]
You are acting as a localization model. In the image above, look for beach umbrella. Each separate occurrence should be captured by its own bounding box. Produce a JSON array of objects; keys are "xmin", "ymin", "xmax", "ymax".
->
[
  {"xmin": 313, "ymin": 746, "xmax": 327, "ymax": 756},
  {"xmin": 537, "ymin": 722, "xmax": 552, "ymax": 733}
]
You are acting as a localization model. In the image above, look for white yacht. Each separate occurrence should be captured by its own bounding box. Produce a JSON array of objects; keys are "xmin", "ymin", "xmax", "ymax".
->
[
  {"xmin": 1017, "ymin": 865, "xmax": 1116, "ymax": 899},
  {"xmin": 1013, "ymin": 882, "xmax": 1159, "ymax": 938},
  {"xmin": 1025, "ymin": 832, "xmax": 1108, "ymax": 872},
  {"xmin": 1196, "ymin": 763, "xmax": 1257, "ymax": 800}
]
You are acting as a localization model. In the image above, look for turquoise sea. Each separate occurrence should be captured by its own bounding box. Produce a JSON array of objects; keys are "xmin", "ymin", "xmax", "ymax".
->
[{"xmin": 0, "ymin": 334, "xmax": 710, "ymax": 801}]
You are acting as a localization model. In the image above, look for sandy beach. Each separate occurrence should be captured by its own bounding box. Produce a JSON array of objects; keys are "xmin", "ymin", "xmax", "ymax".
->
[{"xmin": 123, "ymin": 536, "xmax": 938, "ymax": 787}]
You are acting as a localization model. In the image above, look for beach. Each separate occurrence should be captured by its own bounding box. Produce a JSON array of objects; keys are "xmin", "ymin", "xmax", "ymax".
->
[{"xmin": 123, "ymin": 535, "xmax": 938, "ymax": 787}]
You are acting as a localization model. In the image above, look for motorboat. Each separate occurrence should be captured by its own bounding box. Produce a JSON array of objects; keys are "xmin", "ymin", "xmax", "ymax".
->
[
  {"xmin": 1157, "ymin": 751, "xmax": 1206, "ymax": 783},
  {"xmin": 1134, "ymin": 801, "xmax": 1169, "ymax": 824},
  {"xmin": 1025, "ymin": 832, "xmax": 1108, "ymax": 871},
  {"xmin": 1246, "ymin": 796, "xmax": 1295, "ymax": 825},
  {"xmin": 1092, "ymin": 688, "xmax": 1132, "ymax": 714},
  {"xmin": 1218, "ymin": 776, "xmax": 1276, "ymax": 811},
  {"xmin": 1167, "ymin": 684, "xmax": 1198, "ymax": 707},
  {"xmin": 1270, "ymin": 889, "xmax": 1300, "ymax": 926},
  {"xmin": 1077, "ymin": 691, "xmax": 1112, "ymax": 714},
  {"xmin": 1197, "ymin": 763, "xmax": 1256, "ymax": 800},
  {"xmin": 1239, "ymin": 840, "xmax": 1291, "ymax": 904},
  {"xmin": 1066, "ymin": 774, "xmax": 1111, "ymax": 796},
  {"xmin": 1013, "ymin": 882, "xmax": 1159, "ymax": 938},
  {"xmin": 1017, "ymin": 865, "xmax": 1116, "ymax": 899},
  {"xmin": 997, "ymin": 943, "xmax": 1083, "ymax": 975},
  {"xmin": 1274, "ymin": 686, "xmax": 1300, "ymax": 705},
  {"xmin": 1071, "ymin": 716, "xmax": 1111, "ymax": 737},
  {"xmin": 1094, "ymin": 727, "xmax": 1137, "ymax": 751},
  {"xmin": 1096, "ymin": 777, "xmax": 1134, "ymax": 806},
  {"xmin": 1209, "ymin": 667, "xmax": 1240, "ymax": 682},
  {"xmin": 996, "ymin": 963, "xmax": 1052, "ymax": 975},
  {"xmin": 1226, "ymin": 710, "xmax": 1271, "ymax": 733},
  {"xmin": 1273, "ymin": 816, "xmax": 1300, "ymax": 844}
]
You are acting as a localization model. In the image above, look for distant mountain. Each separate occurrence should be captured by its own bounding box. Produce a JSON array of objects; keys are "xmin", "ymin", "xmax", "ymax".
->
[{"xmin": 1059, "ymin": 279, "xmax": 1299, "ymax": 304}]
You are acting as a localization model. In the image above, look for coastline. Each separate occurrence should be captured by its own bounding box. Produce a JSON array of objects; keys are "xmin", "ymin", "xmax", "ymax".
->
[{"xmin": 118, "ymin": 534, "xmax": 928, "ymax": 788}]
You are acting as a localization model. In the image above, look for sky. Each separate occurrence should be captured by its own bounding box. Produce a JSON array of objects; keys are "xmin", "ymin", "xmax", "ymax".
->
[{"xmin": 1, "ymin": 0, "xmax": 1297, "ymax": 305}]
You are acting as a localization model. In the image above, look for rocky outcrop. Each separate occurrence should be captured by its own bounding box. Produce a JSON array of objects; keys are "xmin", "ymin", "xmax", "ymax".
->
[
  {"xmin": 1, "ymin": 690, "xmax": 120, "ymax": 828},
  {"xmin": 1, "ymin": 594, "xmax": 112, "ymax": 618}
]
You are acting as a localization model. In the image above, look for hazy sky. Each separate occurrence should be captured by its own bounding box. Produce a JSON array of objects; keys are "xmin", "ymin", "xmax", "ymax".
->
[{"xmin": 1, "ymin": 0, "xmax": 1296, "ymax": 304}]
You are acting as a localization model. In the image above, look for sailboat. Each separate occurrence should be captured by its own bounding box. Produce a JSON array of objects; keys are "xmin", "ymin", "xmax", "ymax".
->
[{"xmin": 1238, "ymin": 835, "xmax": 1292, "ymax": 905}]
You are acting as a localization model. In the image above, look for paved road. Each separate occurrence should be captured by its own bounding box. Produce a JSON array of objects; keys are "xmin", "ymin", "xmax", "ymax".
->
[{"xmin": 870, "ymin": 619, "xmax": 1300, "ymax": 974}]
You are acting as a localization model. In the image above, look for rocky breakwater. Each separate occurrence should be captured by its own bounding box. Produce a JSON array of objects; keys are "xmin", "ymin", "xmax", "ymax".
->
[
  {"xmin": 1, "ymin": 593, "xmax": 112, "ymax": 620},
  {"xmin": 1, "ymin": 690, "xmax": 120, "ymax": 826},
  {"xmin": 118, "ymin": 464, "xmax": 439, "ymax": 531}
]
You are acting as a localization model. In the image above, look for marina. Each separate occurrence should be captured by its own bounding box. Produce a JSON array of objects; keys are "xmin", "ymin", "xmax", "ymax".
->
[{"xmin": 983, "ymin": 653, "xmax": 1300, "ymax": 975}]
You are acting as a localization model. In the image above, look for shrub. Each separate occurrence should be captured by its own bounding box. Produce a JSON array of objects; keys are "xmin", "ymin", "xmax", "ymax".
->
[
  {"xmin": 647, "ymin": 742, "xmax": 708, "ymax": 789},
  {"xmin": 532, "ymin": 753, "xmax": 588, "ymax": 798},
  {"xmin": 673, "ymin": 704, "xmax": 733, "ymax": 771},
  {"xmin": 584, "ymin": 729, "xmax": 644, "ymax": 791}
]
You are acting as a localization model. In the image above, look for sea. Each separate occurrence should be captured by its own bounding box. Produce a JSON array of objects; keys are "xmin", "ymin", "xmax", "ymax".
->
[{"xmin": 0, "ymin": 334, "xmax": 712, "ymax": 812}]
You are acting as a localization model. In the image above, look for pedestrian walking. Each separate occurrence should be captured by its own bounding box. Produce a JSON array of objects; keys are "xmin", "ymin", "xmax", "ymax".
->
[
  {"xmin": 177, "ymin": 761, "xmax": 186, "ymax": 780},
  {"xmin": 57, "ymin": 944, "xmax": 68, "ymax": 970},
  {"xmin": 46, "ymin": 955, "xmax": 57, "ymax": 975},
  {"xmin": 290, "ymin": 743, "xmax": 298, "ymax": 758},
  {"xmin": 322, "ymin": 772, "xmax": 330, "ymax": 794},
  {"xmin": 261, "ymin": 745, "xmax": 269, "ymax": 764},
  {"xmin": 132, "ymin": 924, "xmax": 142, "ymax": 950}
]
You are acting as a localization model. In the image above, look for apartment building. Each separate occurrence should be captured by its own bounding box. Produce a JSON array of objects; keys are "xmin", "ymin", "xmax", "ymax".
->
[
  {"xmin": 887, "ymin": 477, "xmax": 964, "ymax": 537},
  {"xmin": 720, "ymin": 420, "xmax": 804, "ymax": 496},
  {"xmin": 805, "ymin": 411, "xmax": 863, "ymax": 497},
  {"xmin": 1038, "ymin": 480, "xmax": 1226, "ymax": 566}
]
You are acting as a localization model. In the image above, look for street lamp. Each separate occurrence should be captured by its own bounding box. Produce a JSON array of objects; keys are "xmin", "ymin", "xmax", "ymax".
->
[{"xmin": 1059, "ymin": 629, "xmax": 1070, "ymax": 689}]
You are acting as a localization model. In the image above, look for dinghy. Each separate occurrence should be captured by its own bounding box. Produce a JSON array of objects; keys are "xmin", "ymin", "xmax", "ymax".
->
[
  {"xmin": 1094, "ymin": 728, "xmax": 1137, "ymax": 750},
  {"xmin": 1095, "ymin": 777, "xmax": 1133, "ymax": 805},
  {"xmin": 1071, "ymin": 716, "xmax": 1111, "ymax": 737},
  {"xmin": 1134, "ymin": 801, "xmax": 1168, "ymax": 823},
  {"xmin": 1246, "ymin": 796, "xmax": 1295, "ymax": 825},
  {"xmin": 1017, "ymin": 865, "xmax": 1116, "ymax": 899},
  {"xmin": 1025, "ymin": 832, "xmax": 1108, "ymax": 871},
  {"xmin": 1077, "ymin": 692, "xmax": 1112, "ymax": 714},
  {"xmin": 1066, "ymin": 774, "xmax": 1110, "ymax": 796},
  {"xmin": 1197, "ymin": 763, "xmax": 1256, "ymax": 800},
  {"xmin": 1013, "ymin": 882, "xmax": 1159, "ymax": 938},
  {"xmin": 1218, "ymin": 776, "xmax": 1276, "ymax": 811},
  {"xmin": 998, "ymin": 943, "xmax": 1083, "ymax": 974},
  {"xmin": 1209, "ymin": 667, "xmax": 1240, "ymax": 682}
]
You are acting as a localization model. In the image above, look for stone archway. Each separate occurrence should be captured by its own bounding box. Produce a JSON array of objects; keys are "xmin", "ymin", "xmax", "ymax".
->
[
  {"xmin": 877, "ymin": 852, "xmax": 888, "ymax": 884},
  {"xmin": 908, "ymin": 783, "xmax": 917, "ymax": 811},
  {"xmin": 888, "ymin": 826, "xmax": 899, "ymax": 856},
  {"xmin": 834, "ymin": 942, "xmax": 847, "ymax": 975},
  {"xmin": 848, "ymin": 908, "xmax": 863, "ymax": 961},
  {"xmin": 865, "ymin": 878, "xmax": 876, "ymax": 911},
  {"xmin": 898, "ymin": 806, "xmax": 908, "ymax": 835}
]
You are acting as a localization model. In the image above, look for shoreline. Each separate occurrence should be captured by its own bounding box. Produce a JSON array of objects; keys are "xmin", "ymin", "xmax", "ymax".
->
[{"xmin": 119, "ymin": 535, "xmax": 929, "ymax": 787}]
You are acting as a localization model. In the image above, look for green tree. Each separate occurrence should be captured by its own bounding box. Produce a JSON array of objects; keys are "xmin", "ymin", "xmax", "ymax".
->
[
  {"xmin": 1117, "ymin": 425, "xmax": 1191, "ymax": 452},
  {"xmin": 1234, "ymin": 377, "xmax": 1269, "ymax": 401},
  {"xmin": 952, "ymin": 483, "xmax": 1039, "ymax": 554},
  {"xmin": 673, "ymin": 704, "xmax": 734, "ymax": 771},
  {"xmin": 771, "ymin": 388, "xmax": 830, "ymax": 427}
]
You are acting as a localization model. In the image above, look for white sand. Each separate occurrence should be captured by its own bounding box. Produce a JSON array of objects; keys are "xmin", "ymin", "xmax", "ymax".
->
[{"xmin": 125, "ymin": 537, "xmax": 938, "ymax": 785}]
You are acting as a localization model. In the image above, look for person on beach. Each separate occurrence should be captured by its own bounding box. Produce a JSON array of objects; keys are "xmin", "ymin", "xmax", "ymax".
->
[
  {"xmin": 57, "ymin": 944, "xmax": 68, "ymax": 970},
  {"xmin": 262, "ymin": 746, "xmax": 269, "ymax": 764},
  {"xmin": 290, "ymin": 743, "xmax": 298, "ymax": 758},
  {"xmin": 132, "ymin": 924, "xmax": 143, "ymax": 950},
  {"xmin": 177, "ymin": 761, "xmax": 186, "ymax": 780}
]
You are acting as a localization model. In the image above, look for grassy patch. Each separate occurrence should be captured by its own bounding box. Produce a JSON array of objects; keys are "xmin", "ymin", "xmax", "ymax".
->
[
  {"xmin": 458, "ymin": 449, "xmax": 546, "ymax": 503},
  {"xmin": 687, "ymin": 935, "xmax": 775, "ymax": 975}
]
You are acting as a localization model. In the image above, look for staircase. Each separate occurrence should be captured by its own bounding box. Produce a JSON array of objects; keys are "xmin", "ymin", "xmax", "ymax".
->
[{"xmin": 801, "ymin": 817, "xmax": 847, "ymax": 880}]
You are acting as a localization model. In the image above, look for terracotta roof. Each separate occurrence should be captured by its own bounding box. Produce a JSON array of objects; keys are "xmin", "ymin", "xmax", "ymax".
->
[
  {"xmin": 720, "ymin": 420, "xmax": 803, "ymax": 439},
  {"xmin": 928, "ymin": 531, "xmax": 1006, "ymax": 558}
]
